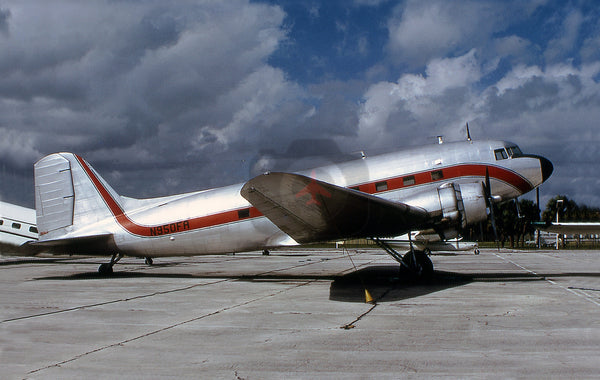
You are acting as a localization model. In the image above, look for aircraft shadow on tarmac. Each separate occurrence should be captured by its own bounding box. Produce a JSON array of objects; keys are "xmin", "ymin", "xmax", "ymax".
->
[
  {"xmin": 32, "ymin": 263, "xmax": 600, "ymax": 303},
  {"xmin": 328, "ymin": 266, "xmax": 600, "ymax": 303}
]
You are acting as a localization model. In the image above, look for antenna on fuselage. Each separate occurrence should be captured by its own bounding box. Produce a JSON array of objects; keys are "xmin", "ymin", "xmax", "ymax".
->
[
  {"xmin": 466, "ymin": 122, "xmax": 472, "ymax": 141},
  {"xmin": 353, "ymin": 150, "xmax": 367, "ymax": 159}
]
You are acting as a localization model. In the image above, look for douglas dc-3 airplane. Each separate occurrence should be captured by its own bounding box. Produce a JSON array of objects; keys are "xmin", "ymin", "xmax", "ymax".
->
[{"xmin": 3, "ymin": 137, "xmax": 553, "ymax": 278}]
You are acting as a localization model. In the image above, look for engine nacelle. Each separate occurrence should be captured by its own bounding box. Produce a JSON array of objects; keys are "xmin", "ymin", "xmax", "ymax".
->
[{"xmin": 403, "ymin": 182, "xmax": 488, "ymax": 235}]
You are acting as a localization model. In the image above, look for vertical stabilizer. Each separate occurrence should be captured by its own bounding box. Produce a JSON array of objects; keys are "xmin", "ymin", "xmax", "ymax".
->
[
  {"xmin": 35, "ymin": 153, "xmax": 122, "ymax": 240},
  {"xmin": 35, "ymin": 154, "xmax": 75, "ymax": 238}
]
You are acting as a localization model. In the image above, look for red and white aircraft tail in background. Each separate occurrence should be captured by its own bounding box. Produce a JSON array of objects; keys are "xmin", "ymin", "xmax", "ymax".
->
[{"xmin": 2, "ymin": 138, "xmax": 552, "ymax": 277}]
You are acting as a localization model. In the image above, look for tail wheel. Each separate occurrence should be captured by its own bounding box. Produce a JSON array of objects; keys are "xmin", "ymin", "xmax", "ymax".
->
[
  {"xmin": 98, "ymin": 263, "xmax": 113, "ymax": 275},
  {"xmin": 98, "ymin": 253, "xmax": 122, "ymax": 275}
]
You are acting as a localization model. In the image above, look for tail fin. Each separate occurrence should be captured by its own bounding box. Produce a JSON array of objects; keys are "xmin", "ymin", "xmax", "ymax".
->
[{"xmin": 34, "ymin": 153, "xmax": 122, "ymax": 240}]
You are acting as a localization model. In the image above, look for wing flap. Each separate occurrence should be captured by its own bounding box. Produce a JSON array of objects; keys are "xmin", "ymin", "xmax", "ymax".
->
[{"xmin": 241, "ymin": 172, "xmax": 429, "ymax": 244}]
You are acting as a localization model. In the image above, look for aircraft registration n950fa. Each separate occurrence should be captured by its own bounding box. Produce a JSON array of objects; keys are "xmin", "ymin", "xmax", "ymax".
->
[{"xmin": 3, "ymin": 137, "xmax": 552, "ymax": 277}]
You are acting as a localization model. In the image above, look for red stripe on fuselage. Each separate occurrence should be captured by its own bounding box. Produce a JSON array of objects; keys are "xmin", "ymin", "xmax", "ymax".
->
[
  {"xmin": 75, "ymin": 155, "xmax": 532, "ymax": 237},
  {"xmin": 75, "ymin": 155, "xmax": 263, "ymax": 237},
  {"xmin": 354, "ymin": 164, "xmax": 532, "ymax": 195}
]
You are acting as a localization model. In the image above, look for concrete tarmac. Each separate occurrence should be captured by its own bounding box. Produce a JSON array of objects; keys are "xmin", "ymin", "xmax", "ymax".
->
[{"xmin": 1, "ymin": 248, "xmax": 599, "ymax": 379}]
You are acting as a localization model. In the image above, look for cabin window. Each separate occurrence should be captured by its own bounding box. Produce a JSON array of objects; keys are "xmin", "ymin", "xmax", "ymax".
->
[
  {"xmin": 12, "ymin": 222, "xmax": 21, "ymax": 229},
  {"xmin": 494, "ymin": 148, "xmax": 508, "ymax": 160},
  {"xmin": 0, "ymin": 219, "xmax": 3, "ymax": 225},
  {"xmin": 350, "ymin": 186, "xmax": 360, "ymax": 191},
  {"xmin": 375, "ymin": 181, "xmax": 388, "ymax": 191},
  {"xmin": 29, "ymin": 226, "xmax": 38, "ymax": 233},
  {"xmin": 237, "ymin": 208, "xmax": 250, "ymax": 219},
  {"xmin": 403, "ymin": 176, "xmax": 415, "ymax": 186},
  {"xmin": 431, "ymin": 170, "xmax": 443, "ymax": 181}
]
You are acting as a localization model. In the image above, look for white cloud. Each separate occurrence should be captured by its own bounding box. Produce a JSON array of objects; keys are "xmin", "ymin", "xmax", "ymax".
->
[
  {"xmin": 0, "ymin": 0, "xmax": 306, "ymax": 199},
  {"xmin": 386, "ymin": 0, "xmax": 547, "ymax": 68},
  {"xmin": 581, "ymin": 33, "xmax": 600, "ymax": 63},
  {"xmin": 387, "ymin": 1, "xmax": 463, "ymax": 65},
  {"xmin": 544, "ymin": 9, "xmax": 583, "ymax": 63},
  {"xmin": 493, "ymin": 35, "xmax": 534, "ymax": 59},
  {"xmin": 358, "ymin": 49, "xmax": 481, "ymax": 144},
  {"xmin": 357, "ymin": 50, "xmax": 600, "ymax": 204},
  {"xmin": 386, "ymin": 0, "xmax": 509, "ymax": 67},
  {"xmin": 1, "ymin": 0, "xmax": 600, "ymax": 208},
  {"xmin": 192, "ymin": 66, "xmax": 305, "ymax": 150},
  {"xmin": 0, "ymin": 1, "xmax": 289, "ymax": 154}
]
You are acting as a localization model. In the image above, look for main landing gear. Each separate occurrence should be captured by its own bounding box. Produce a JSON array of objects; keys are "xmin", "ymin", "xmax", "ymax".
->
[
  {"xmin": 98, "ymin": 252, "xmax": 123, "ymax": 275},
  {"xmin": 373, "ymin": 238, "xmax": 434, "ymax": 281}
]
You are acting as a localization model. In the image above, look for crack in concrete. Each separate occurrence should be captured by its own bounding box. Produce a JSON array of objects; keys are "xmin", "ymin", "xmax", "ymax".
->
[
  {"xmin": 27, "ymin": 280, "xmax": 315, "ymax": 376},
  {"xmin": 4, "ymin": 252, "xmax": 359, "ymax": 324}
]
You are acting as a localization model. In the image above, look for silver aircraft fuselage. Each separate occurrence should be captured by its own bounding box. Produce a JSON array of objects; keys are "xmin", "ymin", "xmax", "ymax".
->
[{"xmin": 63, "ymin": 139, "xmax": 551, "ymax": 258}]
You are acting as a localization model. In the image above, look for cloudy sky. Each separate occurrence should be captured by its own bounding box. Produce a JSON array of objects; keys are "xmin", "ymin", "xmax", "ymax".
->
[{"xmin": 1, "ymin": 0, "xmax": 599, "ymax": 209}]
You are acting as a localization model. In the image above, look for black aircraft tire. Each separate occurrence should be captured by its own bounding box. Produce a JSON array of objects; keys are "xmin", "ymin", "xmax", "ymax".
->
[
  {"xmin": 401, "ymin": 250, "xmax": 433, "ymax": 282},
  {"xmin": 98, "ymin": 263, "xmax": 113, "ymax": 275},
  {"xmin": 416, "ymin": 251, "xmax": 434, "ymax": 280}
]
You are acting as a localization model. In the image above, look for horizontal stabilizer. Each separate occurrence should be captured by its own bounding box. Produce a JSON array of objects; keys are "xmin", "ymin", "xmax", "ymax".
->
[
  {"xmin": 26, "ymin": 234, "xmax": 117, "ymax": 256},
  {"xmin": 241, "ymin": 172, "xmax": 429, "ymax": 244}
]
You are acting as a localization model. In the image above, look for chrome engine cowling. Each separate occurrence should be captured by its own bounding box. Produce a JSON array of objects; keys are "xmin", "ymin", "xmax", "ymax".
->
[{"xmin": 403, "ymin": 182, "xmax": 488, "ymax": 237}]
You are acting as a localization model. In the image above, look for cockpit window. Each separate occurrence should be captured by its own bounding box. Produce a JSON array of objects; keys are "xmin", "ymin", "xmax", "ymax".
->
[
  {"xmin": 494, "ymin": 148, "xmax": 508, "ymax": 160},
  {"xmin": 507, "ymin": 146, "xmax": 522, "ymax": 157}
]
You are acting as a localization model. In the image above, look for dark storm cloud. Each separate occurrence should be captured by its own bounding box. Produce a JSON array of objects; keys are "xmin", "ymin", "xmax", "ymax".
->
[
  {"xmin": 0, "ymin": 1, "xmax": 302, "ymax": 203},
  {"xmin": 0, "ymin": 7, "xmax": 9, "ymax": 36}
]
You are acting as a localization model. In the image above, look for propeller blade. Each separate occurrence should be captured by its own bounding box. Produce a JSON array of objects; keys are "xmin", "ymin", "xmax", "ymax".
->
[
  {"xmin": 484, "ymin": 167, "xmax": 491, "ymax": 196},
  {"xmin": 489, "ymin": 201, "xmax": 499, "ymax": 243},
  {"xmin": 482, "ymin": 168, "xmax": 499, "ymax": 245}
]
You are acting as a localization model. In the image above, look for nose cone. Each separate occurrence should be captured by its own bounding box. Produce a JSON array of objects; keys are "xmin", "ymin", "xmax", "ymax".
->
[{"xmin": 540, "ymin": 156, "xmax": 553, "ymax": 183}]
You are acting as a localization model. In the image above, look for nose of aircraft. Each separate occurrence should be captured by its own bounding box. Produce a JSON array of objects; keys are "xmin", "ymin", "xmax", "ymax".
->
[{"xmin": 540, "ymin": 156, "xmax": 553, "ymax": 183}]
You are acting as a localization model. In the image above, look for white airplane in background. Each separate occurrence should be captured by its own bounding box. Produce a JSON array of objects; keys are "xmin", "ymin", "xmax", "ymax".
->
[
  {"xmin": 533, "ymin": 222, "xmax": 600, "ymax": 235},
  {"xmin": 0, "ymin": 201, "xmax": 38, "ymax": 254},
  {"xmin": 1, "ymin": 137, "xmax": 553, "ymax": 278},
  {"xmin": 382, "ymin": 232, "xmax": 480, "ymax": 254}
]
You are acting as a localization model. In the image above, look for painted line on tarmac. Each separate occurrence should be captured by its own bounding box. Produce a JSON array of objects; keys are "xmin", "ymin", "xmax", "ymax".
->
[{"xmin": 494, "ymin": 252, "xmax": 600, "ymax": 308}]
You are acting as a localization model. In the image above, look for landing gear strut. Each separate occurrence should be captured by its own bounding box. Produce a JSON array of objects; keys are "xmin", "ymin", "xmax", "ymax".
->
[
  {"xmin": 373, "ymin": 238, "xmax": 434, "ymax": 281},
  {"xmin": 98, "ymin": 252, "xmax": 123, "ymax": 275}
]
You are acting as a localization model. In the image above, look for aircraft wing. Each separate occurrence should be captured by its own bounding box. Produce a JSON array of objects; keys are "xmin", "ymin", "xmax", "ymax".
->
[
  {"xmin": 241, "ymin": 172, "xmax": 429, "ymax": 244},
  {"xmin": 533, "ymin": 222, "xmax": 600, "ymax": 235}
]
